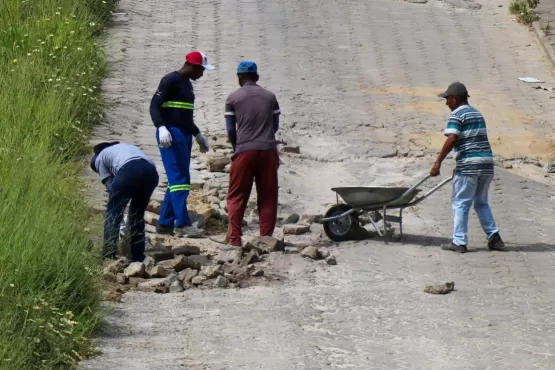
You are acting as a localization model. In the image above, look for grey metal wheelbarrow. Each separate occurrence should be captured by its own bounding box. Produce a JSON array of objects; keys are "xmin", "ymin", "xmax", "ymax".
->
[{"xmin": 319, "ymin": 175, "xmax": 453, "ymax": 242}]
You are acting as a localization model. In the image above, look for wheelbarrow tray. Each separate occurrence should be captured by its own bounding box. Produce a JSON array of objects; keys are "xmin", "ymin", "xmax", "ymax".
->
[{"xmin": 330, "ymin": 186, "xmax": 421, "ymax": 208}]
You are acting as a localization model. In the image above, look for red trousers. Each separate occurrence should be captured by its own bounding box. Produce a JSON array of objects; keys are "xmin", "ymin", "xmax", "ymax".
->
[{"xmin": 226, "ymin": 150, "xmax": 279, "ymax": 246}]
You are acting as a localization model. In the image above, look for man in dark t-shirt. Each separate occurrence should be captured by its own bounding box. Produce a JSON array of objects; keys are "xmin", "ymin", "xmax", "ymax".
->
[{"xmin": 223, "ymin": 61, "xmax": 281, "ymax": 248}]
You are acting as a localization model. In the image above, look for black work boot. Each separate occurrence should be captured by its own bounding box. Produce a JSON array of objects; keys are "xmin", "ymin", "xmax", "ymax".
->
[
  {"xmin": 441, "ymin": 242, "xmax": 468, "ymax": 253},
  {"xmin": 156, "ymin": 224, "xmax": 174, "ymax": 235},
  {"xmin": 488, "ymin": 232, "xmax": 505, "ymax": 251}
]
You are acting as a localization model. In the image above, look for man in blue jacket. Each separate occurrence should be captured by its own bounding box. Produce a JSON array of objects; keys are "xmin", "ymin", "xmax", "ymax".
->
[
  {"xmin": 90, "ymin": 141, "xmax": 159, "ymax": 262},
  {"xmin": 150, "ymin": 51, "xmax": 214, "ymax": 238}
]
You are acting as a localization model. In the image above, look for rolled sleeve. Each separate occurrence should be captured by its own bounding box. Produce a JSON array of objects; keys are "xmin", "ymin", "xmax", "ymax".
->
[
  {"xmin": 224, "ymin": 95, "xmax": 235, "ymax": 116},
  {"xmin": 444, "ymin": 115, "xmax": 462, "ymax": 136},
  {"xmin": 273, "ymin": 95, "xmax": 281, "ymax": 115}
]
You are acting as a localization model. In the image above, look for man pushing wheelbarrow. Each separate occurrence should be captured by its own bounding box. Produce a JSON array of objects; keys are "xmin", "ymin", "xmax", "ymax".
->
[{"xmin": 320, "ymin": 82, "xmax": 505, "ymax": 253}]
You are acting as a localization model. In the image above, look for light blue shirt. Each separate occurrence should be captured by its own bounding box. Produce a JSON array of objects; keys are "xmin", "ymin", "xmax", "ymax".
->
[{"xmin": 95, "ymin": 143, "xmax": 154, "ymax": 181}]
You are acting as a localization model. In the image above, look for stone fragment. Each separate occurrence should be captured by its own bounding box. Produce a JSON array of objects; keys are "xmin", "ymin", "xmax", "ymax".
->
[
  {"xmin": 124, "ymin": 262, "xmax": 146, "ymax": 278},
  {"xmin": 149, "ymin": 265, "xmax": 171, "ymax": 278},
  {"xmin": 424, "ymin": 282, "xmax": 455, "ymax": 295},
  {"xmin": 147, "ymin": 199, "xmax": 162, "ymax": 214},
  {"xmin": 144, "ymin": 211, "xmax": 159, "ymax": 226},
  {"xmin": 172, "ymin": 244, "xmax": 201, "ymax": 256},
  {"xmin": 244, "ymin": 236, "xmax": 284, "ymax": 253},
  {"xmin": 241, "ymin": 250, "xmax": 259, "ymax": 267},
  {"xmin": 283, "ymin": 224, "xmax": 311, "ymax": 235},
  {"xmin": 326, "ymin": 255, "xmax": 337, "ymax": 266},
  {"xmin": 103, "ymin": 257, "xmax": 130, "ymax": 275},
  {"xmin": 200, "ymin": 265, "xmax": 223, "ymax": 279},
  {"xmin": 104, "ymin": 291, "xmax": 123, "ymax": 302},
  {"xmin": 252, "ymin": 268, "xmax": 265, "ymax": 277},
  {"xmin": 301, "ymin": 246, "xmax": 320, "ymax": 260},
  {"xmin": 215, "ymin": 249, "xmax": 241, "ymax": 265},
  {"xmin": 158, "ymin": 255, "xmax": 201, "ymax": 272},
  {"xmin": 128, "ymin": 277, "xmax": 147, "ymax": 287},
  {"xmin": 547, "ymin": 158, "xmax": 555, "ymax": 173},
  {"xmin": 284, "ymin": 246, "xmax": 300, "ymax": 254},
  {"xmin": 283, "ymin": 213, "xmax": 300, "ymax": 224},
  {"xmin": 189, "ymin": 212, "xmax": 205, "ymax": 229},
  {"xmin": 188, "ymin": 254, "xmax": 210, "ymax": 266},
  {"xmin": 303, "ymin": 214, "xmax": 323, "ymax": 224},
  {"xmin": 143, "ymin": 256, "xmax": 156, "ymax": 271},
  {"xmin": 178, "ymin": 268, "xmax": 198, "ymax": 283},
  {"xmin": 282, "ymin": 146, "xmax": 300, "ymax": 154},
  {"xmin": 206, "ymin": 156, "xmax": 231, "ymax": 172},
  {"xmin": 318, "ymin": 247, "xmax": 331, "ymax": 259},
  {"xmin": 170, "ymin": 280, "xmax": 185, "ymax": 293},
  {"xmin": 215, "ymin": 275, "xmax": 229, "ymax": 288},
  {"xmin": 137, "ymin": 274, "xmax": 178, "ymax": 289},
  {"xmin": 116, "ymin": 273, "xmax": 128, "ymax": 285},
  {"xmin": 145, "ymin": 248, "xmax": 175, "ymax": 263},
  {"xmin": 207, "ymin": 195, "xmax": 220, "ymax": 204},
  {"xmin": 191, "ymin": 276, "xmax": 207, "ymax": 286}
]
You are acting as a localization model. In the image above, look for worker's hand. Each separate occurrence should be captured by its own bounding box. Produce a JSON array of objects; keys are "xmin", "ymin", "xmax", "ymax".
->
[
  {"xmin": 452, "ymin": 168, "xmax": 456, "ymax": 178},
  {"xmin": 195, "ymin": 133, "xmax": 210, "ymax": 153},
  {"xmin": 158, "ymin": 126, "xmax": 172, "ymax": 148},
  {"xmin": 430, "ymin": 163, "xmax": 441, "ymax": 177}
]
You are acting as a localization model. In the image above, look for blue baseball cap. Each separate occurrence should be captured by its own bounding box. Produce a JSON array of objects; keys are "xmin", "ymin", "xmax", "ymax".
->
[{"xmin": 237, "ymin": 61, "xmax": 258, "ymax": 74}]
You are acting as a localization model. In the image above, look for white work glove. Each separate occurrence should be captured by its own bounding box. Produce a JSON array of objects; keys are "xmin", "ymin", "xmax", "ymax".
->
[
  {"xmin": 158, "ymin": 126, "xmax": 172, "ymax": 148},
  {"xmin": 195, "ymin": 133, "xmax": 209, "ymax": 153}
]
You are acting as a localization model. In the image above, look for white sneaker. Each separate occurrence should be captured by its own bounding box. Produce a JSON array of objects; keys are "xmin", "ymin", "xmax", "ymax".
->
[{"xmin": 175, "ymin": 225, "xmax": 204, "ymax": 238}]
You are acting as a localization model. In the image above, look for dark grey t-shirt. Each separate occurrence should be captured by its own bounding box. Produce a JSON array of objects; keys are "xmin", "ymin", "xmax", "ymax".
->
[{"xmin": 224, "ymin": 82, "xmax": 280, "ymax": 153}]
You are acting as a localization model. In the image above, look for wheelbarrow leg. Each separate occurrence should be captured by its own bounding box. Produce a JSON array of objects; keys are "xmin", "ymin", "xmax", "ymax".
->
[
  {"xmin": 383, "ymin": 205, "xmax": 387, "ymax": 235},
  {"xmin": 399, "ymin": 208, "xmax": 403, "ymax": 237},
  {"xmin": 368, "ymin": 214, "xmax": 384, "ymax": 237}
]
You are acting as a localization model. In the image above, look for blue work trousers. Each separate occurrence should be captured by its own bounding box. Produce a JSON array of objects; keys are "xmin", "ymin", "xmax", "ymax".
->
[
  {"xmin": 157, "ymin": 126, "xmax": 193, "ymax": 228},
  {"xmin": 452, "ymin": 174, "xmax": 500, "ymax": 246},
  {"xmin": 104, "ymin": 159, "xmax": 159, "ymax": 261}
]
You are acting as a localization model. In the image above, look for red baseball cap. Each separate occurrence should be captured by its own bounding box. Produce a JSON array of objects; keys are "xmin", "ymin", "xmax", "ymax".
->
[{"xmin": 185, "ymin": 51, "xmax": 215, "ymax": 70}]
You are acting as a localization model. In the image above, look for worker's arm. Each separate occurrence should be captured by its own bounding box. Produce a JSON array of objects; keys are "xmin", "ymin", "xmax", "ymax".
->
[
  {"xmin": 430, "ymin": 115, "xmax": 461, "ymax": 176},
  {"xmin": 149, "ymin": 75, "xmax": 173, "ymax": 129},
  {"xmin": 273, "ymin": 95, "xmax": 281, "ymax": 133},
  {"xmin": 102, "ymin": 176, "xmax": 114, "ymax": 193},
  {"xmin": 225, "ymin": 95, "xmax": 237, "ymax": 151}
]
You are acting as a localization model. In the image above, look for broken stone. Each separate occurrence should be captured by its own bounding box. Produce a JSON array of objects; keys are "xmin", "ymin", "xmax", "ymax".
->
[
  {"xmin": 326, "ymin": 255, "xmax": 337, "ymax": 266},
  {"xmin": 103, "ymin": 257, "xmax": 130, "ymax": 275},
  {"xmin": 424, "ymin": 282, "xmax": 455, "ymax": 295},
  {"xmin": 147, "ymin": 199, "xmax": 162, "ymax": 214},
  {"xmin": 116, "ymin": 273, "xmax": 128, "ymax": 285},
  {"xmin": 191, "ymin": 275, "xmax": 207, "ymax": 286},
  {"xmin": 203, "ymin": 189, "xmax": 218, "ymax": 200},
  {"xmin": 283, "ymin": 213, "xmax": 300, "ymax": 224},
  {"xmin": 318, "ymin": 247, "xmax": 331, "ymax": 259},
  {"xmin": 104, "ymin": 291, "xmax": 123, "ymax": 302},
  {"xmin": 244, "ymin": 236, "xmax": 284, "ymax": 253},
  {"xmin": 124, "ymin": 262, "xmax": 146, "ymax": 278},
  {"xmin": 188, "ymin": 254, "xmax": 210, "ymax": 266},
  {"xmin": 149, "ymin": 265, "xmax": 171, "ymax": 278},
  {"xmin": 215, "ymin": 249, "xmax": 241, "ymax": 265},
  {"xmin": 189, "ymin": 212, "xmax": 205, "ymax": 229},
  {"xmin": 241, "ymin": 249, "xmax": 259, "ymax": 267},
  {"xmin": 284, "ymin": 246, "xmax": 300, "ymax": 254},
  {"xmin": 137, "ymin": 274, "xmax": 178, "ymax": 289},
  {"xmin": 143, "ymin": 256, "xmax": 156, "ymax": 271},
  {"xmin": 169, "ymin": 280, "xmax": 185, "ymax": 293},
  {"xmin": 282, "ymin": 145, "xmax": 300, "ymax": 154},
  {"xmin": 144, "ymin": 211, "xmax": 159, "ymax": 226},
  {"xmin": 301, "ymin": 246, "xmax": 320, "ymax": 260},
  {"xmin": 159, "ymin": 255, "xmax": 201, "ymax": 272},
  {"xmin": 303, "ymin": 214, "xmax": 323, "ymax": 224},
  {"xmin": 178, "ymin": 268, "xmax": 198, "ymax": 283},
  {"xmin": 145, "ymin": 248, "xmax": 175, "ymax": 263},
  {"xmin": 172, "ymin": 244, "xmax": 201, "ymax": 256},
  {"xmin": 207, "ymin": 195, "xmax": 220, "ymax": 204},
  {"xmin": 283, "ymin": 224, "xmax": 311, "ymax": 235},
  {"xmin": 215, "ymin": 275, "xmax": 229, "ymax": 288},
  {"xmin": 547, "ymin": 158, "xmax": 555, "ymax": 173},
  {"xmin": 252, "ymin": 268, "xmax": 265, "ymax": 277},
  {"xmin": 206, "ymin": 156, "xmax": 231, "ymax": 172},
  {"xmin": 128, "ymin": 277, "xmax": 147, "ymax": 287},
  {"xmin": 200, "ymin": 265, "xmax": 223, "ymax": 279}
]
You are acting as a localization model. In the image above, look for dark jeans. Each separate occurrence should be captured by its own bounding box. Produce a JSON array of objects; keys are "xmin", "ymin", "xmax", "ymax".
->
[{"xmin": 104, "ymin": 159, "xmax": 159, "ymax": 262}]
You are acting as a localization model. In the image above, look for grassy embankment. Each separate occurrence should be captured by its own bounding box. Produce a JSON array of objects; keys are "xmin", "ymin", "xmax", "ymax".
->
[{"xmin": 0, "ymin": 0, "xmax": 117, "ymax": 368}]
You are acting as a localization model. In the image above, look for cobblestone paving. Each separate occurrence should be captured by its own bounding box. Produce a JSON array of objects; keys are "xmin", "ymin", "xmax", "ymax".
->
[{"xmin": 81, "ymin": 0, "xmax": 555, "ymax": 368}]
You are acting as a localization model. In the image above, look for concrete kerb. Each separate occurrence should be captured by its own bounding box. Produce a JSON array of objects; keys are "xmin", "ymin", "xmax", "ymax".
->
[{"xmin": 532, "ymin": 20, "xmax": 555, "ymax": 77}]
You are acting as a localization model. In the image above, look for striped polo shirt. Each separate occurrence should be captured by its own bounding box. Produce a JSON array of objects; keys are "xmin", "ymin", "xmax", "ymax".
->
[{"xmin": 444, "ymin": 104, "xmax": 494, "ymax": 175}]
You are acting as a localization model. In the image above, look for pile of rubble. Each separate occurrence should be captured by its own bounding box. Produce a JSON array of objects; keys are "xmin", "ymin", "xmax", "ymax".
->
[{"xmin": 103, "ymin": 235, "xmax": 285, "ymax": 294}]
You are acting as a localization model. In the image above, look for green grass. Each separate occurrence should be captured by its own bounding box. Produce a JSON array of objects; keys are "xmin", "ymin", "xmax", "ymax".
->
[
  {"xmin": 0, "ymin": 0, "xmax": 117, "ymax": 368},
  {"xmin": 509, "ymin": 0, "xmax": 540, "ymax": 25}
]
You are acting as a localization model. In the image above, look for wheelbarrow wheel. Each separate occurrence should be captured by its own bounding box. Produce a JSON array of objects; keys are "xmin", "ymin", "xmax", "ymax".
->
[{"xmin": 323, "ymin": 204, "xmax": 358, "ymax": 242}]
